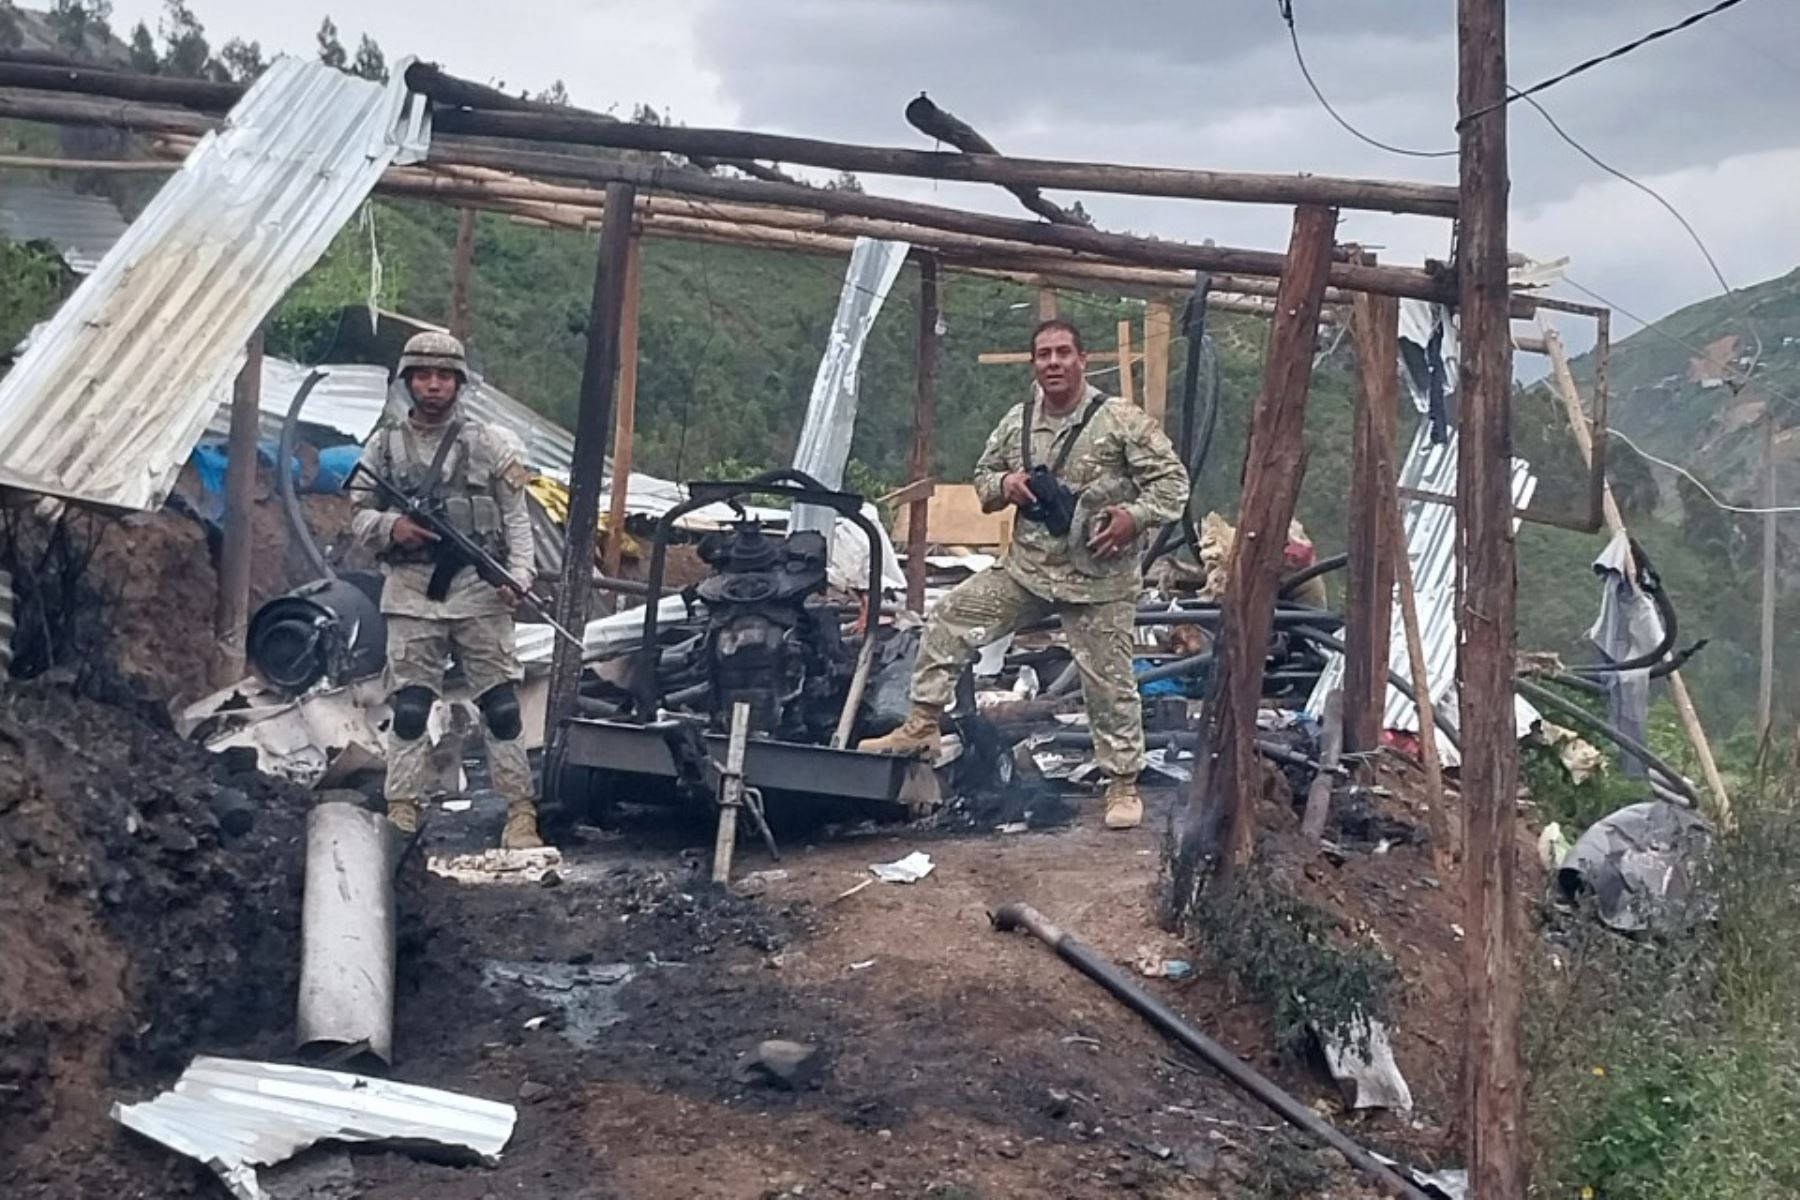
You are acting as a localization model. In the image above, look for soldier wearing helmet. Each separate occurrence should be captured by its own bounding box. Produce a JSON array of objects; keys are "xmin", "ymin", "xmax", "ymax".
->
[{"xmin": 350, "ymin": 330, "xmax": 545, "ymax": 849}]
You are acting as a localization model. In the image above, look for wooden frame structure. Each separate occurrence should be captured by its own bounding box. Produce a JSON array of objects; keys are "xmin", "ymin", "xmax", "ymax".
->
[{"xmin": 0, "ymin": 20, "xmax": 1707, "ymax": 1185}]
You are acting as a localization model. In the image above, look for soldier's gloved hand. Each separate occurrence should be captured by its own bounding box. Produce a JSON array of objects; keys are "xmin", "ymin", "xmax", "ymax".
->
[
  {"xmin": 391, "ymin": 515, "xmax": 440, "ymax": 549},
  {"xmin": 1001, "ymin": 470, "xmax": 1038, "ymax": 508},
  {"xmin": 1087, "ymin": 506, "xmax": 1138, "ymax": 559}
]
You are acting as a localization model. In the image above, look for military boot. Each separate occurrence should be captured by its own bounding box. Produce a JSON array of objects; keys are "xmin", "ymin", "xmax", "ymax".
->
[
  {"xmin": 856, "ymin": 703, "xmax": 943, "ymax": 760},
  {"xmin": 386, "ymin": 798, "xmax": 421, "ymax": 835},
  {"xmin": 501, "ymin": 799, "xmax": 544, "ymax": 850},
  {"xmin": 1102, "ymin": 776, "xmax": 1144, "ymax": 830}
]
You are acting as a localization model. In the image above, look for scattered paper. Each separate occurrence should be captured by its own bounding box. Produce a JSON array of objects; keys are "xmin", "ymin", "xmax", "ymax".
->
[
  {"xmin": 849, "ymin": 959, "xmax": 877, "ymax": 971},
  {"xmin": 441, "ymin": 799, "xmax": 473, "ymax": 813},
  {"xmin": 869, "ymin": 851, "xmax": 935, "ymax": 884}
]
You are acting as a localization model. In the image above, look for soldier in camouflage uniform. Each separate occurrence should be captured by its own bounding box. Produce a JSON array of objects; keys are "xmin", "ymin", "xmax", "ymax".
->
[
  {"xmin": 350, "ymin": 331, "xmax": 545, "ymax": 849},
  {"xmin": 860, "ymin": 320, "xmax": 1189, "ymax": 829}
]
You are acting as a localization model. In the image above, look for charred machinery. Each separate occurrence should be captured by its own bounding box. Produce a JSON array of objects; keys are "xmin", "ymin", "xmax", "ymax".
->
[{"xmin": 691, "ymin": 521, "xmax": 849, "ymax": 741}]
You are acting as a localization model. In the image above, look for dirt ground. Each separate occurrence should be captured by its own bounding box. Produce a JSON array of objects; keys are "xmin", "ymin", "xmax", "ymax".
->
[
  {"xmin": 0, "ymin": 475, "xmax": 1497, "ymax": 1199},
  {"xmin": 0, "ymin": 673, "xmax": 1492, "ymax": 1200}
]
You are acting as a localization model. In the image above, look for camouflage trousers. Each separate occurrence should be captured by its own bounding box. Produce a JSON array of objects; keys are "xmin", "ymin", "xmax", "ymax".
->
[
  {"xmin": 383, "ymin": 613, "xmax": 531, "ymax": 804},
  {"xmin": 912, "ymin": 568, "xmax": 1144, "ymax": 778}
]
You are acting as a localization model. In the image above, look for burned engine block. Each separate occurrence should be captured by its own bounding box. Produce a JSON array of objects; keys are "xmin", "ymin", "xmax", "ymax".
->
[{"xmin": 694, "ymin": 522, "xmax": 849, "ymax": 742}]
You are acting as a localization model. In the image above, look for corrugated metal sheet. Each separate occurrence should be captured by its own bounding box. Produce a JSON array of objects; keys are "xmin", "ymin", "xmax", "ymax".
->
[
  {"xmin": 0, "ymin": 57, "xmax": 430, "ymax": 510},
  {"xmin": 202, "ymin": 358, "xmax": 391, "ymax": 444},
  {"xmin": 113, "ymin": 1055, "xmax": 516, "ymax": 1200},
  {"xmin": 0, "ymin": 181, "xmax": 130, "ymax": 274},
  {"xmin": 1307, "ymin": 421, "xmax": 1540, "ymax": 744}
]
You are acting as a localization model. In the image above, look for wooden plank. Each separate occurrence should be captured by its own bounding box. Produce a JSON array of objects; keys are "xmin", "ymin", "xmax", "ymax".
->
[
  {"xmin": 892, "ymin": 483, "xmax": 1012, "ymax": 548},
  {"xmin": 546, "ymin": 182, "xmax": 637, "ymax": 740},
  {"xmin": 1179, "ymin": 203, "xmax": 1337, "ymax": 883},
  {"xmin": 1457, "ymin": 0, "xmax": 1526, "ymax": 1191},
  {"xmin": 1345, "ymin": 291, "xmax": 1399, "ymax": 756},
  {"xmin": 599, "ymin": 237, "xmax": 643, "ymax": 612},
  {"xmin": 980, "ymin": 350, "xmax": 1134, "ymax": 365},
  {"xmin": 1117, "ymin": 319, "xmax": 1135, "ymax": 404},
  {"xmin": 906, "ymin": 256, "xmax": 941, "ymax": 613},
  {"xmin": 212, "ymin": 330, "xmax": 262, "ymax": 688},
  {"xmin": 1036, "ymin": 288, "xmax": 1058, "ymax": 320},
  {"xmin": 1144, "ymin": 301, "xmax": 1172, "ymax": 429}
]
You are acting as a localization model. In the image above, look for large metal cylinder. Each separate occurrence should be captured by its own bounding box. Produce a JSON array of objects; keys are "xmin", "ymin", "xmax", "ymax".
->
[
  {"xmin": 296, "ymin": 802, "xmax": 396, "ymax": 1064},
  {"xmin": 249, "ymin": 571, "xmax": 386, "ymax": 694}
]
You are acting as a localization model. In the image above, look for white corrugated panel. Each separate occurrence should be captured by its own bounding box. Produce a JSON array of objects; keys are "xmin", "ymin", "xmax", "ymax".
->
[
  {"xmin": 1307, "ymin": 422, "xmax": 1541, "ymax": 745},
  {"xmin": 113, "ymin": 1056, "xmax": 515, "ymax": 1200},
  {"xmin": 0, "ymin": 56, "xmax": 430, "ymax": 510},
  {"xmin": 202, "ymin": 358, "xmax": 391, "ymax": 443}
]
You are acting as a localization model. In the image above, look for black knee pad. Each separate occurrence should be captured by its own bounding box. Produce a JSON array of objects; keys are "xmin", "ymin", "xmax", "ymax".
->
[
  {"xmin": 391, "ymin": 686, "xmax": 435, "ymax": 740},
  {"xmin": 478, "ymin": 684, "xmax": 523, "ymax": 741}
]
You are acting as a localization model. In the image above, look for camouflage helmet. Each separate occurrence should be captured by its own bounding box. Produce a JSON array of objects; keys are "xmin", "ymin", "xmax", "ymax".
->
[{"xmin": 396, "ymin": 330, "xmax": 468, "ymax": 381}]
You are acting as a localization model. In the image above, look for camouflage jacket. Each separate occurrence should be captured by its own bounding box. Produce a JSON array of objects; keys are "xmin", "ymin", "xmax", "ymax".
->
[
  {"xmin": 348, "ymin": 404, "xmax": 536, "ymax": 620},
  {"xmin": 972, "ymin": 384, "xmax": 1189, "ymax": 604}
]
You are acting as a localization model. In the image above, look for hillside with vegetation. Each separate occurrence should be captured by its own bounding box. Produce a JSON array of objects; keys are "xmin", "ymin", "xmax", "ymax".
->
[{"xmin": 0, "ymin": 0, "xmax": 1787, "ymax": 757}]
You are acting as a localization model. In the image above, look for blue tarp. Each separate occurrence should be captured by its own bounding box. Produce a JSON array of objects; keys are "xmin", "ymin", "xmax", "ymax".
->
[{"xmin": 189, "ymin": 440, "xmax": 356, "ymax": 495}]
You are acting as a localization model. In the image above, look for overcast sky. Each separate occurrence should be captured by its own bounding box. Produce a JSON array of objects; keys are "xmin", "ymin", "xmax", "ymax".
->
[{"xmin": 107, "ymin": 0, "xmax": 1800, "ymax": 357}]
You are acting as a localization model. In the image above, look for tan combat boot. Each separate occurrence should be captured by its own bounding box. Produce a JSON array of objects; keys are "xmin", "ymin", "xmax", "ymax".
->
[
  {"xmin": 501, "ymin": 799, "xmax": 544, "ymax": 850},
  {"xmin": 1102, "ymin": 776, "xmax": 1144, "ymax": 830},
  {"xmin": 387, "ymin": 799, "xmax": 421, "ymax": 835},
  {"xmin": 856, "ymin": 702, "xmax": 944, "ymax": 760}
]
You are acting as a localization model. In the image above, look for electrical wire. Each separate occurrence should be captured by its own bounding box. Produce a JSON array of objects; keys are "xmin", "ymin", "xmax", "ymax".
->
[
  {"xmin": 1558, "ymin": 276, "xmax": 1800, "ymax": 420},
  {"xmin": 1276, "ymin": 0, "xmax": 1458, "ymax": 159},
  {"xmin": 1459, "ymin": 0, "xmax": 1755, "ymax": 125},
  {"xmin": 1604, "ymin": 425, "xmax": 1800, "ymax": 514}
]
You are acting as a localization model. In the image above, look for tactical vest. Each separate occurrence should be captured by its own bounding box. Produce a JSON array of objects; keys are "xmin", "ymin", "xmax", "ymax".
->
[{"xmin": 375, "ymin": 417, "xmax": 509, "ymax": 566}]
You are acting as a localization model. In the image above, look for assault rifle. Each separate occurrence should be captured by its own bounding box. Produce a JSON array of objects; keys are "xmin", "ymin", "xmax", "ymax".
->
[{"xmin": 353, "ymin": 462, "xmax": 584, "ymax": 651}]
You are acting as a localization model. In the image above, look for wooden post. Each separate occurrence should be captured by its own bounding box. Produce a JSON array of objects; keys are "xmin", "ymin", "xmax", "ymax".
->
[
  {"xmin": 600, "ymin": 237, "xmax": 643, "ymax": 613},
  {"xmin": 1387, "ymin": 472, "xmax": 1456, "ymax": 874},
  {"xmin": 212, "ymin": 330, "xmax": 263, "ymax": 687},
  {"xmin": 1541, "ymin": 323, "xmax": 1732, "ymax": 823},
  {"xmin": 712, "ymin": 701, "xmax": 751, "ymax": 884},
  {"xmin": 545, "ymin": 182, "xmax": 637, "ymax": 740},
  {"xmin": 1345, "ymin": 291, "xmax": 1400, "ymax": 756},
  {"xmin": 1036, "ymin": 287, "xmax": 1057, "ymax": 320},
  {"xmin": 906, "ymin": 255, "xmax": 941, "ymax": 613},
  {"xmin": 1301, "ymin": 690, "xmax": 1343, "ymax": 844},
  {"xmin": 1759, "ymin": 405, "xmax": 1778, "ymax": 742},
  {"xmin": 1117, "ymin": 319, "xmax": 1135, "ymax": 404},
  {"xmin": 1144, "ymin": 300, "xmax": 1172, "ymax": 430},
  {"xmin": 1185, "ymin": 203, "xmax": 1337, "ymax": 876},
  {"xmin": 450, "ymin": 207, "xmax": 476, "ymax": 342},
  {"xmin": 1457, "ymin": 0, "xmax": 1526, "ymax": 1192}
]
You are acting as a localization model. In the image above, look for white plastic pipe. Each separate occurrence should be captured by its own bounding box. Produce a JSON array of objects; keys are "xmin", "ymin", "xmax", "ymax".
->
[{"xmin": 296, "ymin": 801, "xmax": 396, "ymax": 1063}]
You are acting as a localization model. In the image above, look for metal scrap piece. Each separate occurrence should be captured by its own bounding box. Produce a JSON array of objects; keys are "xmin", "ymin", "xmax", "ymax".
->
[{"xmin": 113, "ymin": 1056, "xmax": 517, "ymax": 1200}]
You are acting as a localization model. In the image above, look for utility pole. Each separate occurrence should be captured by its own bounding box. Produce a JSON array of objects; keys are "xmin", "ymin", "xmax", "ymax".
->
[
  {"xmin": 545, "ymin": 183, "xmax": 637, "ymax": 740},
  {"xmin": 1457, "ymin": 0, "xmax": 1525, "ymax": 1193},
  {"xmin": 1759, "ymin": 404, "xmax": 1777, "ymax": 741}
]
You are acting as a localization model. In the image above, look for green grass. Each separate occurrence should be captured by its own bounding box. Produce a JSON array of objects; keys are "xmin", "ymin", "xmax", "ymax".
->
[{"xmin": 1526, "ymin": 779, "xmax": 1800, "ymax": 1198}]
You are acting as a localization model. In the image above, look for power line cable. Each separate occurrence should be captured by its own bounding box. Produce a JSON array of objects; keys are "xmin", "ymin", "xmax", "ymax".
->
[
  {"xmin": 1275, "ymin": 0, "xmax": 1458, "ymax": 159},
  {"xmin": 1460, "ymin": 0, "xmax": 1756, "ymax": 125},
  {"xmin": 1605, "ymin": 425, "xmax": 1800, "ymax": 514}
]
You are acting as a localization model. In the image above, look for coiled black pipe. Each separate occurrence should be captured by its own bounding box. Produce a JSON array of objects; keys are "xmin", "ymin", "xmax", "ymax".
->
[{"xmin": 276, "ymin": 369, "xmax": 332, "ymax": 580}]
